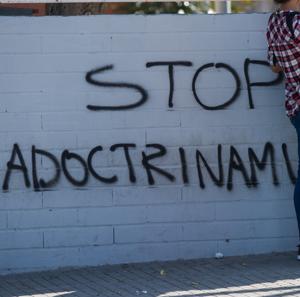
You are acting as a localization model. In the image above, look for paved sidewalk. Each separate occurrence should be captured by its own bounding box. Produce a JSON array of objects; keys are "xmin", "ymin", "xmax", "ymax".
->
[{"xmin": 0, "ymin": 252, "xmax": 300, "ymax": 297}]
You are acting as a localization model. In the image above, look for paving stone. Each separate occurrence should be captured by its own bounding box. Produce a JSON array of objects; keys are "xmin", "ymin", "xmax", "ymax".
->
[{"xmin": 0, "ymin": 252, "xmax": 300, "ymax": 297}]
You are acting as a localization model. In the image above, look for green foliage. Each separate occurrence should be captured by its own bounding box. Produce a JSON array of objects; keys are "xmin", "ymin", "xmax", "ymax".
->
[
  {"xmin": 112, "ymin": 2, "xmax": 209, "ymax": 14},
  {"xmin": 46, "ymin": 0, "xmax": 260, "ymax": 16}
]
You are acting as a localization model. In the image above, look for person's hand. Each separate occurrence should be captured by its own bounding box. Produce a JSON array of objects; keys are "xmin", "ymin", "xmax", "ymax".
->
[{"xmin": 271, "ymin": 65, "xmax": 283, "ymax": 73}]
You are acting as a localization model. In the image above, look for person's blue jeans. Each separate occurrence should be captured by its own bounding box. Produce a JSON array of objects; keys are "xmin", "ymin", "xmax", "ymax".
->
[{"xmin": 290, "ymin": 111, "xmax": 300, "ymax": 241}]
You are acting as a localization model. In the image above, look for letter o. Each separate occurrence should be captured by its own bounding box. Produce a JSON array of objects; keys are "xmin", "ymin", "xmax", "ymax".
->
[
  {"xmin": 61, "ymin": 150, "xmax": 89, "ymax": 187},
  {"xmin": 192, "ymin": 63, "xmax": 241, "ymax": 110}
]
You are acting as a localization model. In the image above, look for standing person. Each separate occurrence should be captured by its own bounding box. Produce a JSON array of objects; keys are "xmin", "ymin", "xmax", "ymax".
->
[{"xmin": 266, "ymin": 0, "xmax": 300, "ymax": 260}]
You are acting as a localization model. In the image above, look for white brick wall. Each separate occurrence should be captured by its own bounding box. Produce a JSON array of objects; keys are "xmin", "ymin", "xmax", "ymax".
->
[{"xmin": 0, "ymin": 13, "xmax": 298, "ymax": 275}]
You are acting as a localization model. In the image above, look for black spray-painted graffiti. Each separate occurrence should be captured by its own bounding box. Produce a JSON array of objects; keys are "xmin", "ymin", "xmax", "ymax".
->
[
  {"xmin": 2, "ymin": 142, "xmax": 296, "ymax": 191},
  {"xmin": 85, "ymin": 58, "xmax": 284, "ymax": 110},
  {"xmin": 2, "ymin": 58, "xmax": 291, "ymax": 191}
]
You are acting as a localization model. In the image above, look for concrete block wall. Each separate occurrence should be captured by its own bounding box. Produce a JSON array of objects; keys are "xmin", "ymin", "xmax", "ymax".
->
[{"xmin": 0, "ymin": 13, "xmax": 298, "ymax": 274}]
